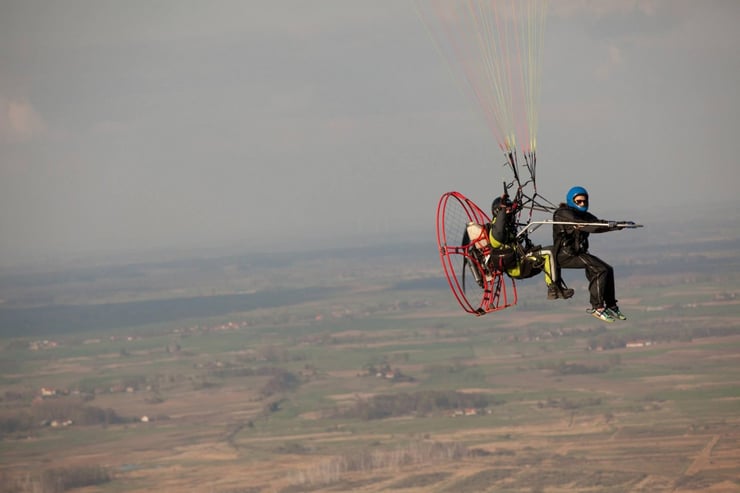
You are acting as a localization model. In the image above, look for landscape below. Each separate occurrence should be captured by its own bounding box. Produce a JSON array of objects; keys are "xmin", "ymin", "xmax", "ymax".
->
[{"xmin": 1, "ymin": 213, "xmax": 739, "ymax": 492}]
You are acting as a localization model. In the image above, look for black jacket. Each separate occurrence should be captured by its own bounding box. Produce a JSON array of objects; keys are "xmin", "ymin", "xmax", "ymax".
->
[
  {"xmin": 489, "ymin": 207, "xmax": 517, "ymax": 247},
  {"xmin": 552, "ymin": 204, "xmax": 611, "ymax": 256}
]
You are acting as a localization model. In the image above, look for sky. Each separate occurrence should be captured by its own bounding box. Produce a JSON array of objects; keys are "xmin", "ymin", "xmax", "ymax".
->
[{"xmin": 1, "ymin": 0, "xmax": 739, "ymax": 267}]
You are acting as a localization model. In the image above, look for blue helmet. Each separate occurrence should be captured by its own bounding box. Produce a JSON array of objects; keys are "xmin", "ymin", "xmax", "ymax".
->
[{"xmin": 566, "ymin": 186, "xmax": 589, "ymax": 212}]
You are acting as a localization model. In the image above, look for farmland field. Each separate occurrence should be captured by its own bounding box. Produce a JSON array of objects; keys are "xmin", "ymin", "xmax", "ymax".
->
[{"xmin": 1, "ymin": 213, "xmax": 739, "ymax": 492}]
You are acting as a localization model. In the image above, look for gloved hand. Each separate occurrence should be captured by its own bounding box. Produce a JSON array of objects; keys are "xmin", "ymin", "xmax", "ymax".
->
[{"xmin": 607, "ymin": 221, "xmax": 618, "ymax": 230}]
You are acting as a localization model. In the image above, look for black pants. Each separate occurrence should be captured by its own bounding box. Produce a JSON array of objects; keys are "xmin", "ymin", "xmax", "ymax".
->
[{"xmin": 557, "ymin": 252, "xmax": 615, "ymax": 309}]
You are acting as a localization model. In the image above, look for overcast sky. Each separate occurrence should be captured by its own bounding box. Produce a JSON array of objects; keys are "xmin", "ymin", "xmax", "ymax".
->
[{"xmin": 1, "ymin": 1, "xmax": 738, "ymax": 267}]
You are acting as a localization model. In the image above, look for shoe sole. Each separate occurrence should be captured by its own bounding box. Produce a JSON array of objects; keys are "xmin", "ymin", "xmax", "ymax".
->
[{"xmin": 590, "ymin": 310, "xmax": 614, "ymax": 323}]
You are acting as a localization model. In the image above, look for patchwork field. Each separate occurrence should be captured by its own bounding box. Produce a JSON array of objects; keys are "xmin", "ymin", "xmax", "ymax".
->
[{"xmin": 1, "ymin": 224, "xmax": 739, "ymax": 492}]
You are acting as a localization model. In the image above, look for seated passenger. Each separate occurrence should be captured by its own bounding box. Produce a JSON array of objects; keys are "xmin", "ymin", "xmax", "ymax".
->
[{"xmin": 488, "ymin": 195, "xmax": 573, "ymax": 300}]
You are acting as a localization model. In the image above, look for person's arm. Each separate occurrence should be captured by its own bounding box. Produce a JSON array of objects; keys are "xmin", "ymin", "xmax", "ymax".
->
[
  {"xmin": 581, "ymin": 212, "xmax": 617, "ymax": 234},
  {"xmin": 558, "ymin": 208, "xmax": 613, "ymax": 234}
]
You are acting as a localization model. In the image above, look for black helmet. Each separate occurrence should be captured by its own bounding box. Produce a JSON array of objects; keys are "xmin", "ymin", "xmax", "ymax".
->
[{"xmin": 491, "ymin": 196, "xmax": 513, "ymax": 215}]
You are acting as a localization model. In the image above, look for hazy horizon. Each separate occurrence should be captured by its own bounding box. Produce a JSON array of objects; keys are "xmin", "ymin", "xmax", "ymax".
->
[{"xmin": 0, "ymin": 196, "xmax": 735, "ymax": 276}]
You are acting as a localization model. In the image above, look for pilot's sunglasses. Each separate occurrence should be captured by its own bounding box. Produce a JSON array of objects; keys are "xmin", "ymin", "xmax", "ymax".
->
[{"xmin": 574, "ymin": 198, "xmax": 588, "ymax": 205}]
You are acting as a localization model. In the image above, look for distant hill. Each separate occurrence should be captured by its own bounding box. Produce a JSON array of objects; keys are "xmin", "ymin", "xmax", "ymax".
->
[{"xmin": 0, "ymin": 287, "xmax": 334, "ymax": 338}]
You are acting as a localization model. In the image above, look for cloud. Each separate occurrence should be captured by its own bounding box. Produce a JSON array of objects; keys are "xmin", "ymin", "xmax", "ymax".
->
[{"xmin": 0, "ymin": 97, "xmax": 46, "ymax": 142}]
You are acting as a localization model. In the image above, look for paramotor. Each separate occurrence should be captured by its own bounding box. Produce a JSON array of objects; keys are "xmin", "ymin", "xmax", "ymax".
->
[
  {"xmin": 421, "ymin": 2, "xmax": 642, "ymax": 316},
  {"xmin": 436, "ymin": 191, "xmax": 517, "ymax": 315}
]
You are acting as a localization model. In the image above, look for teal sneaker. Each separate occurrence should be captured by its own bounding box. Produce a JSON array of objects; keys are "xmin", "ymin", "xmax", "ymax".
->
[
  {"xmin": 606, "ymin": 306, "xmax": 627, "ymax": 320},
  {"xmin": 590, "ymin": 307, "xmax": 615, "ymax": 323}
]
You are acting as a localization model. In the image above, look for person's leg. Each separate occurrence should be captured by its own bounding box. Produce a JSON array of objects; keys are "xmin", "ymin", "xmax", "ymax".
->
[
  {"xmin": 557, "ymin": 253, "xmax": 609, "ymax": 308},
  {"xmin": 522, "ymin": 249, "xmax": 553, "ymax": 283},
  {"xmin": 581, "ymin": 254, "xmax": 611, "ymax": 309},
  {"xmin": 536, "ymin": 249, "xmax": 573, "ymax": 299},
  {"xmin": 603, "ymin": 263, "xmax": 616, "ymax": 308},
  {"xmin": 601, "ymin": 266, "xmax": 627, "ymax": 319}
]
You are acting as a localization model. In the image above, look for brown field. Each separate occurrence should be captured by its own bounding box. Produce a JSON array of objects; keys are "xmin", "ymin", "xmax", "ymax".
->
[
  {"xmin": 2, "ymin": 327, "xmax": 739, "ymax": 493},
  {"xmin": 1, "ymin": 235, "xmax": 739, "ymax": 492}
]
